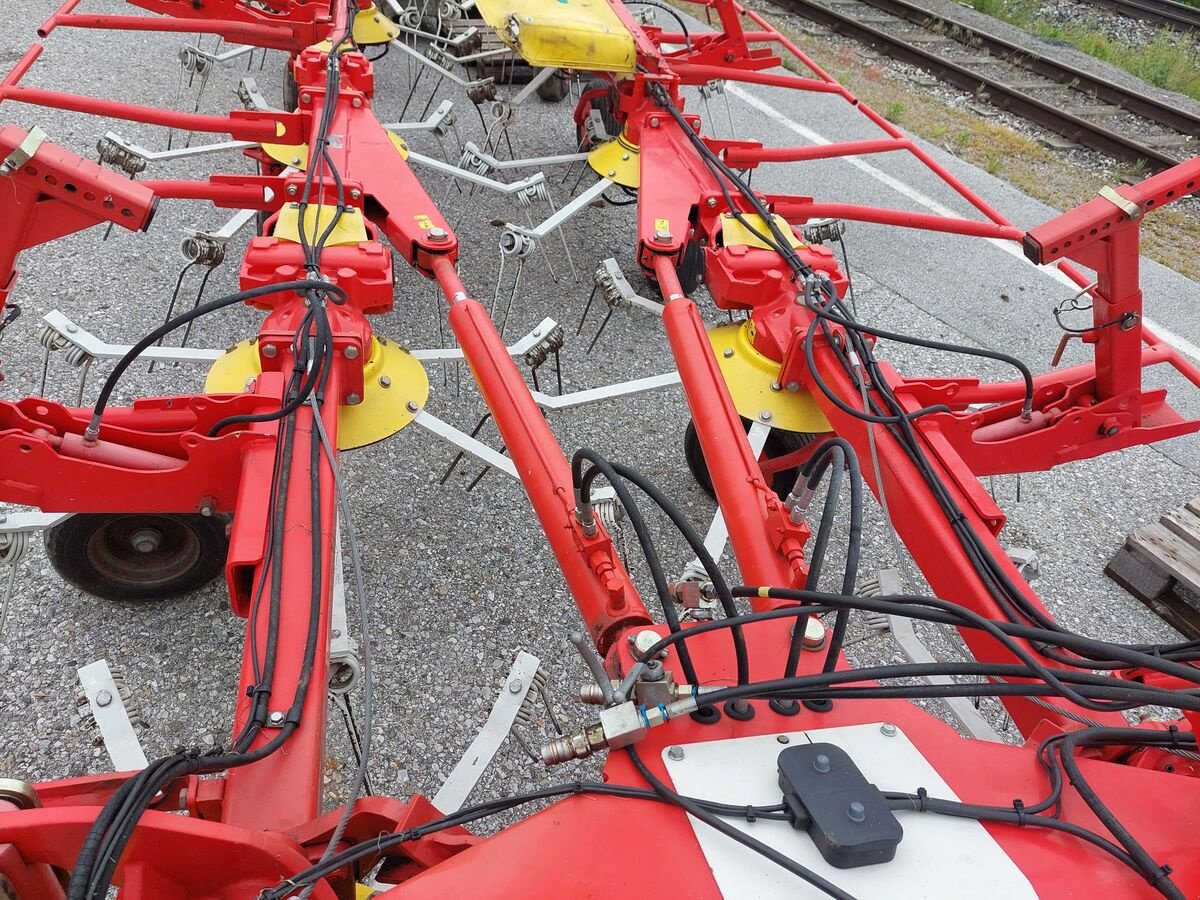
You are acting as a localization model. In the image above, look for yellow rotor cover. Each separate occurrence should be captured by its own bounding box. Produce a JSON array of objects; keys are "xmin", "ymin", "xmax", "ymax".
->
[
  {"xmin": 263, "ymin": 132, "xmax": 409, "ymax": 170},
  {"xmin": 707, "ymin": 321, "xmax": 830, "ymax": 434},
  {"xmin": 352, "ymin": 6, "xmax": 400, "ymax": 45},
  {"xmin": 205, "ymin": 336, "xmax": 430, "ymax": 450},
  {"xmin": 475, "ymin": 0, "xmax": 636, "ymax": 73},
  {"xmin": 587, "ymin": 131, "xmax": 639, "ymax": 188}
]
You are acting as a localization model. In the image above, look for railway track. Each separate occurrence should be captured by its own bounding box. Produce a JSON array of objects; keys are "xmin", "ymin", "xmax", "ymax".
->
[
  {"xmin": 1090, "ymin": 0, "xmax": 1200, "ymax": 33},
  {"xmin": 774, "ymin": 0, "xmax": 1200, "ymax": 171}
]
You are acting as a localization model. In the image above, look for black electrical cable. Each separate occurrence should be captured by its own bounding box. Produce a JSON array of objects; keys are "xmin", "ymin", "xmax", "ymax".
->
[
  {"xmin": 627, "ymin": 746, "xmax": 859, "ymax": 900},
  {"xmin": 259, "ymin": 781, "xmax": 792, "ymax": 898}
]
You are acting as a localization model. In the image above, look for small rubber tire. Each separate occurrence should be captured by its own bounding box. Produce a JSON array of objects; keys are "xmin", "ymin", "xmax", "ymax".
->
[
  {"xmin": 536, "ymin": 69, "xmax": 571, "ymax": 102},
  {"xmin": 282, "ymin": 59, "xmax": 299, "ymax": 112},
  {"xmin": 685, "ymin": 418, "xmax": 815, "ymax": 500},
  {"xmin": 675, "ymin": 241, "xmax": 706, "ymax": 295},
  {"xmin": 45, "ymin": 513, "xmax": 229, "ymax": 602},
  {"xmin": 575, "ymin": 78, "xmax": 621, "ymax": 149}
]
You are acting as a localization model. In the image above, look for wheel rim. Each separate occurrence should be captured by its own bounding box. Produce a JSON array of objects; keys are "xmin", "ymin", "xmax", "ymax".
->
[{"xmin": 84, "ymin": 515, "xmax": 204, "ymax": 589}]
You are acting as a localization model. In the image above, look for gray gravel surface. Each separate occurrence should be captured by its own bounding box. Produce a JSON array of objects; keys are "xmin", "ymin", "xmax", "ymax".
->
[{"xmin": 0, "ymin": 0, "xmax": 1198, "ymax": 847}]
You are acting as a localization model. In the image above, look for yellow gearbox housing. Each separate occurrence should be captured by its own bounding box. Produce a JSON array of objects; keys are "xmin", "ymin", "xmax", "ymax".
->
[
  {"xmin": 707, "ymin": 321, "xmax": 830, "ymax": 434},
  {"xmin": 475, "ymin": 0, "xmax": 636, "ymax": 73},
  {"xmin": 205, "ymin": 336, "xmax": 429, "ymax": 450}
]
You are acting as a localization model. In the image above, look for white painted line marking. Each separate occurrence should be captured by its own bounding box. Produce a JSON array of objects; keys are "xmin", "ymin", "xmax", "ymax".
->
[{"xmin": 726, "ymin": 83, "xmax": 1199, "ymax": 363}]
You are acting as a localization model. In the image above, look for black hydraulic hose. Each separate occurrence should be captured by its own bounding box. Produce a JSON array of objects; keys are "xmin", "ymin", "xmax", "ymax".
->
[
  {"xmin": 573, "ymin": 448, "xmax": 700, "ymax": 686},
  {"xmin": 85, "ymin": 280, "xmax": 345, "ymax": 438},
  {"xmin": 608, "ymin": 460, "xmax": 750, "ymax": 686}
]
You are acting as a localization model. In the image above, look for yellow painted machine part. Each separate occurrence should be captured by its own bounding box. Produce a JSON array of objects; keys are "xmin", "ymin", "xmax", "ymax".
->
[
  {"xmin": 352, "ymin": 6, "xmax": 400, "ymax": 45},
  {"xmin": 707, "ymin": 322, "xmax": 831, "ymax": 434},
  {"xmin": 205, "ymin": 337, "xmax": 430, "ymax": 450},
  {"xmin": 263, "ymin": 131, "xmax": 409, "ymax": 169},
  {"xmin": 475, "ymin": 0, "xmax": 636, "ymax": 72},
  {"xmin": 271, "ymin": 204, "xmax": 369, "ymax": 246},
  {"xmin": 586, "ymin": 131, "xmax": 639, "ymax": 188},
  {"xmin": 721, "ymin": 213, "xmax": 803, "ymax": 250}
]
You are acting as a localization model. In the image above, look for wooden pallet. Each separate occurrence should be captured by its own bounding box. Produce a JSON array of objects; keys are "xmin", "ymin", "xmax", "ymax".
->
[{"xmin": 1106, "ymin": 498, "xmax": 1200, "ymax": 639}]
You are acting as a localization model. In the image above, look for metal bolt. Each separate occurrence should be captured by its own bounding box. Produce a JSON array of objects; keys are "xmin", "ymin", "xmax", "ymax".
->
[
  {"xmin": 379, "ymin": 375, "xmax": 392, "ymax": 388},
  {"xmin": 607, "ymin": 169, "xmax": 616, "ymax": 178},
  {"xmin": 268, "ymin": 711, "xmax": 285, "ymax": 727},
  {"xmin": 350, "ymin": 189, "xmax": 362, "ymax": 201},
  {"xmin": 654, "ymin": 229, "xmax": 672, "ymax": 244},
  {"xmin": 508, "ymin": 679, "xmax": 524, "ymax": 694},
  {"xmin": 130, "ymin": 529, "xmax": 161, "ymax": 553},
  {"xmin": 759, "ymin": 410, "xmax": 773, "ymax": 422},
  {"xmin": 300, "ymin": 93, "xmax": 311, "ymax": 104},
  {"xmin": 428, "ymin": 227, "xmax": 448, "ymax": 242},
  {"xmin": 631, "ymin": 629, "xmax": 662, "ymax": 657},
  {"xmin": 813, "ymin": 753, "xmax": 831, "ymax": 774},
  {"xmin": 770, "ymin": 381, "xmax": 782, "ymax": 392},
  {"xmin": 848, "ymin": 801, "xmax": 866, "ymax": 822},
  {"xmin": 880, "ymin": 722, "xmax": 897, "ymax": 737},
  {"xmin": 199, "ymin": 501, "xmax": 215, "ymax": 518},
  {"xmin": 332, "ymin": 629, "xmax": 341, "ymax": 638},
  {"xmin": 343, "ymin": 345, "xmax": 359, "ymax": 360},
  {"xmin": 261, "ymin": 343, "xmax": 278, "ymax": 359},
  {"xmin": 406, "ymin": 400, "xmax": 419, "ymax": 413},
  {"xmin": 346, "ymin": 393, "xmax": 362, "ymax": 406},
  {"xmin": 667, "ymin": 746, "xmax": 685, "ymax": 761},
  {"xmin": 351, "ymin": 97, "xmax": 363, "ymax": 108},
  {"xmin": 801, "ymin": 616, "xmax": 826, "ymax": 649},
  {"xmin": 649, "ymin": 116, "xmax": 660, "ymax": 128},
  {"xmin": 66, "ymin": 323, "xmax": 78, "ymax": 333},
  {"xmin": 621, "ymin": 153, "xmax": 630, "ymax": 161},
  {"xmin": 786, "ymin": 381, "xmax": 801, "ymax": 393},
  {"xmin": 286, "ymin": 184, "xmax": 298, "ymax": 196},
  {"xmin": 706, "ymin": 197, "xmax": 717, "ymax": 208},
  {"xmin": 95, "ymin": 690, "xmax": 113, "ymax": 708},
  {"xmin": 291, "ymin": 157, "xmax": 302, "ymax": 166},
  {"xmin": 723, "ymin": 347, "xmax": 734, "ymax": 358},
  {"xmin": 777, "ymin": 734, "xmax": 790, "ymax": 744}
]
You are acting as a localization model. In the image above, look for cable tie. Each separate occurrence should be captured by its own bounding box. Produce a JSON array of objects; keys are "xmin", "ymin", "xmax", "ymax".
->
[
  {"xmin": 1167, "ymin": 724, "xmax": 1181, "ymax": 749},
  {"xmin": 745, "ymin": 805, "xmax": 757, "ymax": 823},
  {"xmin": 1012, "ymin": 798, "xmax": 1026, "ymax": 826},
  {"xmin": 916, "ymin": 786, "xmax": 927, "ymax": 811}
]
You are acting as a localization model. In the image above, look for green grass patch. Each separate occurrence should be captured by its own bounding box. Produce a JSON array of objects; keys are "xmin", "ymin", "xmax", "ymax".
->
[{"xmin": 966, "ymin": 0, "xmax": 1200, "ymax": 100}]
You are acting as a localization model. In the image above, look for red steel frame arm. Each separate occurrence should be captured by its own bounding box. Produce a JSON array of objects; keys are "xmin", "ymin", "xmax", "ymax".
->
[
  {"xmin": 654, "ymin": 255, "xmax": 810, "ymax": 598},
  {"xmin": 222, "ymin": 377, "xmax": 340, "ymax": 831},
  {"xmin": 37, "ymin": 14, "xmax": 305, "ymax": 50},
  {"xmin": 431, "ymin": 256, "xmax": 653, "ymax": 653}
]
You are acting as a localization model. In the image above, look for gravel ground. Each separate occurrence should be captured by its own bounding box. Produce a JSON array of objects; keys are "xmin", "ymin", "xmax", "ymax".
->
[{"xmin": 0, "ymin": 0, "xmax": 1197, "ymax": 853}]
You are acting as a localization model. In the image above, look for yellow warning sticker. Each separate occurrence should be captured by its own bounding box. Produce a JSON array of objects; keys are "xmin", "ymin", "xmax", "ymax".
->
[{"xmin": 413, "ymin": 214, "xmax": 435, "ymax": 230}]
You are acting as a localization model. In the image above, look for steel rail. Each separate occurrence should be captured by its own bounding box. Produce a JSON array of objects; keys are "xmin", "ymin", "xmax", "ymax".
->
[
  {"xmin": 850, "ymin": 0, "xmax": 1200, "ymax": 135},
  {"xmin": 773, "ymin": 0, "xmax": 1193, "ymax": 170},
  {"xmin": 1090, "ymin": 0, "xmax": 1200, "ymax": 32}
]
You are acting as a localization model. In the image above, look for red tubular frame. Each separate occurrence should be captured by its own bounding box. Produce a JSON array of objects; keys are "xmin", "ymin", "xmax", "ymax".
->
[
  {"xmin": 0, "ymin": 0, "xmax": 1196, "ymax": 896},
  {"xmin": 432, "ymin": 257, "xmax": 653, "ymax": 650}
]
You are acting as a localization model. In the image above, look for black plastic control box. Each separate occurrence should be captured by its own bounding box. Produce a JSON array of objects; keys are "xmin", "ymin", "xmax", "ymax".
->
[{"xmin": 777, "ymin": 742, "xmax": 903, "ymax": 869}]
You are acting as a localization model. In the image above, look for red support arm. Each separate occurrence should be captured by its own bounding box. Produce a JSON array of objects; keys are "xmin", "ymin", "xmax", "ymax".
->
[{"xmin": 431, "ymin": 256, "xmax": 653, "ymax": 652}]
